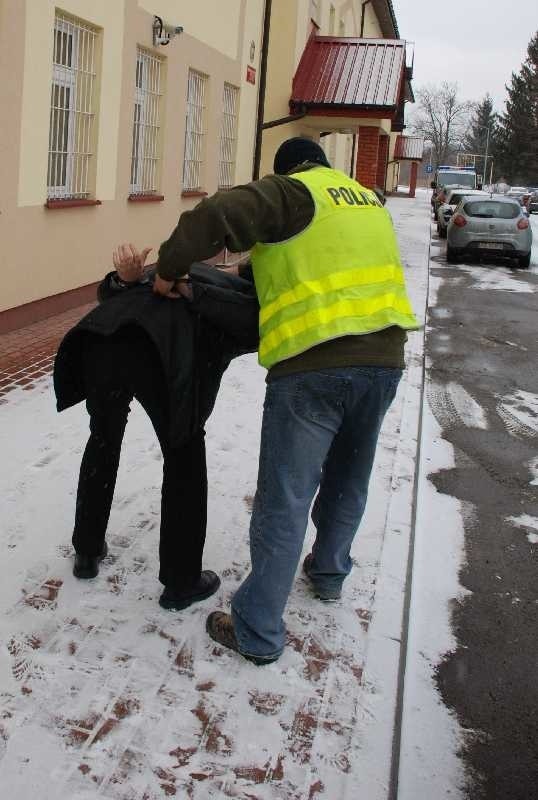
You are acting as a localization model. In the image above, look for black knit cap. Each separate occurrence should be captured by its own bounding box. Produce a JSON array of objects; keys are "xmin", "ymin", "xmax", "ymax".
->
[{"xmin": 273, "ymin": 137, "xmax": 331, "ymax": 175}]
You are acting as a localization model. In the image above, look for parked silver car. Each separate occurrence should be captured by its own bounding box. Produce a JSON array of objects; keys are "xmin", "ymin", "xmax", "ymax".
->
[
  {"xmin": 437, "ymin": 189, "xmax": 488, "ymax": 238},
  {"xmin": 446, "ymin": 196, "xmax": 533, "ymax": 268}
]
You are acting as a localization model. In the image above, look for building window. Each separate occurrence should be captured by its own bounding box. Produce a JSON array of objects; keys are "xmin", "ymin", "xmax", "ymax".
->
[
  {"xmin": 47, "ymin": 13, "xmax": 98, "ymax": 200},
  {"xmin": 218, "ymin": 83, "xmax": 239, "ymax": 189},
  {"xmin": 183, "ymin": 69, "xmax": 207, "ymax": 192},
  {"xmin": 130, "ymin": 48, "xmax": 163, "ymax": 195}
]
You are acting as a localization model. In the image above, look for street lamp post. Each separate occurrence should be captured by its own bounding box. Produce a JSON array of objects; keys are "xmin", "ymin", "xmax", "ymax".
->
[{"xmin": 483, "ymin": 125, "xmax": 490, "ymax": 189}]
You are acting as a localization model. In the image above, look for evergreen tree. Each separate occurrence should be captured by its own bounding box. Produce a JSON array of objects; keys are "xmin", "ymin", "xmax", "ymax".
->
[
  {"xmin": 498, "ymin": 31, "xmax": 538, "ymax": 185},
  {"xmin": 462, "ymin": 95, "xmax": 499, "ymax": 184}
]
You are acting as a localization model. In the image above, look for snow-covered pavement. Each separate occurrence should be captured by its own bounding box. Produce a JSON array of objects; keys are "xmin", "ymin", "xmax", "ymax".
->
[{"xmin": 0, "ymin": 193, "xmax": 431, "ymax": 800}]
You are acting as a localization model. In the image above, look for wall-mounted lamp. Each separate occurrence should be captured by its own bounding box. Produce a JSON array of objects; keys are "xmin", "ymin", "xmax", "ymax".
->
[{"xmin": 152, "ymin": 15, "xmax": 183, "ymax": 47}]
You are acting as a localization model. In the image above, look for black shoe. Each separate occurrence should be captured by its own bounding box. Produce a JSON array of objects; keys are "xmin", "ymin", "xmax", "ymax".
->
[
  {"xmin": 73, "ymin": 542, "xmax": 108, "ymax": 579},
  {"xmin": 303, "ymin": 553, "xmax": 341, "ymax": 601},
  {"xmin": 159, "ymin": 571, "xmax": 221, "ymax": 611},
  {"xmin": 205, "ymin": 611, "xmax": 280, "ymax": 666}
]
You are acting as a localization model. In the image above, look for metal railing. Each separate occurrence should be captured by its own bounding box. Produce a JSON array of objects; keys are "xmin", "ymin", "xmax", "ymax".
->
[
  {"xmin": 47, "ymin": 14, "xmax": 97, "ymax": 199},
  {"xmin": 218, "ymin": 83, "xmax": 239, "ymax": 189},
  {"xmin": 130, "ymin": 48, "xmax": 163, "ymax": 195},
  {"xmin": 183, "ymin": 69, "xmax": 207, "ymax": 192}
]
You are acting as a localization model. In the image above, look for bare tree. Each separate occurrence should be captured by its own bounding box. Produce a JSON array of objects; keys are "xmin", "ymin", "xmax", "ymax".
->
[{"xmin": 410, "ymin": 82, "xmax": 476, "ymax": 167}]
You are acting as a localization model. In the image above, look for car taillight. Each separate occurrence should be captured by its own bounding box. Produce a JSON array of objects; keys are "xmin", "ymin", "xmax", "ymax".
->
[
  {"xmin": 517, "ymin": 218, "xmax": 529, "ymax": 230},
  {"xmin": 452, "ymin": 214, "xmax": 467, "ymax": 227}
]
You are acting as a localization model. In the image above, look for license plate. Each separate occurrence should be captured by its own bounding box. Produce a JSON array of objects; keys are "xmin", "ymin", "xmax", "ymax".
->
[{"xmin": 478, "ymin": 242, "xmax": 503, "ymax": 250}]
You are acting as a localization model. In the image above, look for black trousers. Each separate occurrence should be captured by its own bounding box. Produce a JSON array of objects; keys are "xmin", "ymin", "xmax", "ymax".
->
[{"xmin": 72, "ymin": 327, "xmax": 207, "ymax": 590}]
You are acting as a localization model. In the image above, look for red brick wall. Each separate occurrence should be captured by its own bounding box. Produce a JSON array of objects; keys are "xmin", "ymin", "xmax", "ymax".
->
[
  {"xmin": 409, "ymin": 162, "xmax": 418, "ymax": 198},
  {"xmin": 376, "ymin": 135, "xmax": 389, "ymax": 190},
  {"xmin": 0, "ymin": 281, "xmax": 99, "ymax": 335},
  {"xmin": 356, "ymin": 126, "xmax": 380, "ymax": 189}
]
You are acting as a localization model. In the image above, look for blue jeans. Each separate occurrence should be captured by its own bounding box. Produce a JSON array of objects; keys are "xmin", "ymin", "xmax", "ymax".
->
[{"xmin": 231, "ymin": 366, "xmax": 402, "ymax": 659}]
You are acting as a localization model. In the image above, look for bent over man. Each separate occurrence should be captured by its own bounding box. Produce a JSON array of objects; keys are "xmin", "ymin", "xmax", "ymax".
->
[
  {"xmin": 54, "ymin": 253, "xmax": 258, "ymax": 611},
  {"xmin": 150, "ymin": 137, "xmax": 420, "ymax": 662}
]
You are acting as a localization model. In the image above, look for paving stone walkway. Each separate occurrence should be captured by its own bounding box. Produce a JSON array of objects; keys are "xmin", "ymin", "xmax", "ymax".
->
[
  {"xmin": 0, "ymin": 196, "xmax": 430, "ymax": 799},
  {"xmin": 0, "ymin": 303, "xmax": 94, "ymax": 398}
]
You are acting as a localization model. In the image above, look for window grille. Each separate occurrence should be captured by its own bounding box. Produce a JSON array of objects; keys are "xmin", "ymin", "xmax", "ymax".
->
[
  {"xmin": 130, "ymin": 48, "xmax": 163, "ymax": 195},
  {"xmin": 218, "ymin": 84, "xmax": 239, "ymax": 189},
  {"xmin": 47, "ymin": 13, "xmax": 98, "ymax": 199},
  {"xmin": 183, "ymin": 70, "xmax": 207, "ymax": 192}
]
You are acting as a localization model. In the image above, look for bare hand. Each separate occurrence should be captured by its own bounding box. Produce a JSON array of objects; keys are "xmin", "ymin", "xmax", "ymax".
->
[
  {"xmin": 112, "ymin": 243, "xmax": 152, "ymax": 283},
  {"xmin": 174, "ymin": 279, "xmax": 193, "ymax": 301}
]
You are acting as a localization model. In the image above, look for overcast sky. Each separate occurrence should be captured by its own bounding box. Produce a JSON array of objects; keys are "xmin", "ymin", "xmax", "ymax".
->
[{"xmin": 392, "ymin": 0, "xmax": 537, "ymax": 113}]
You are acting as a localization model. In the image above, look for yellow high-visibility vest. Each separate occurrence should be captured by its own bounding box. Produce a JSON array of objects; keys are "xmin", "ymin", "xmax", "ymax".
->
[{"xmin": 251, "ymin": 167, "xmax": 419, "ymax": 369}]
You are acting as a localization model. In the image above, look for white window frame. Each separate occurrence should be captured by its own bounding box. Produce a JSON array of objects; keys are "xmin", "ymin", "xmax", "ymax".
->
[
  {"xmin": 182, "ymin": 69, "xmax": 207, "ymax": 192},
  {"xmin": 47, "ymin": 14, "xmax": 97, "ymax": 200},
  {"xmin": 130, "ymin": 48, "xmax": 163, "ymax": 195},
  {"xmin": 218, "ymin": 83, "xmax": 239, "ymax": 189}
]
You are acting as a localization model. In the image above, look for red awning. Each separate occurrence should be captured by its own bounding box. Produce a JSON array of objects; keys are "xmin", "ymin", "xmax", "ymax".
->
[
  {"xmin": 394, "ymin": 135, "xmax": 424, "ymax": 161},
  {"xmin": 290, "ymin": 36, "xmax": 407, "ymax": 117}
]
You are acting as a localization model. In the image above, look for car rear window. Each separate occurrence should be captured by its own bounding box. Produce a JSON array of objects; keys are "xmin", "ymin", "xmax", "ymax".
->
[{"xmin": 463, "ymin": 201, "xmax": 520, "ymax": 219}]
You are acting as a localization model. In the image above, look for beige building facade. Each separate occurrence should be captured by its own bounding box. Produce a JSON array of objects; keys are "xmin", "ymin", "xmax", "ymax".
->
[
  {"xmin": 0, "ymin": 0, "xmax": 264, "ymax": 325},
  {"xmin": 0, "ymin": 0, "xmax": 415, "ymax": 329}
]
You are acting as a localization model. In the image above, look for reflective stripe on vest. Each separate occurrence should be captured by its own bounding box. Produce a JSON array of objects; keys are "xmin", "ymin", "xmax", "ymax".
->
[{"xmin": 251, "ymin": 167, "xmax": 420, "ymax": 369}]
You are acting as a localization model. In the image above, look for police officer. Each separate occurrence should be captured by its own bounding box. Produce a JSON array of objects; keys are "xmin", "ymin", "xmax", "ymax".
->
[{"xmin": 150, "ymin": 137, "xmax": 419, "ymax": 663}]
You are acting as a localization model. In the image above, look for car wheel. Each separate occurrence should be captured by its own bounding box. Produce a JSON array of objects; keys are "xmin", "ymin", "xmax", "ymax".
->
[
  {"xmin": 446, "ymin": 245, "xmax": 459, "ymax": 264},
  {"xmin": 518, "ymin": 252, "xmax": 531, "ymax": 269}
]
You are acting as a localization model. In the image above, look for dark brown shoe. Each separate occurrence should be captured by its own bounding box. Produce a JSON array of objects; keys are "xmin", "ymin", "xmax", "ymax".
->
[
  {"xmin": 73, "ymin": 542, "xmax": 108, "ymax": 579},
  {"xmin": 205, "ymin": 611, "xmax": 280, "ymax": 666},
  {"xmin": 303, "ymin": 553, "xmax": 342, "ymax": 601}
]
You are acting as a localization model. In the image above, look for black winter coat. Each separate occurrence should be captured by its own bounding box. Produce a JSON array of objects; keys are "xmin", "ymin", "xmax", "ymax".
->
[{"xmin": 54, "ymin": 263, "xmax": 260, "ymax": 445}]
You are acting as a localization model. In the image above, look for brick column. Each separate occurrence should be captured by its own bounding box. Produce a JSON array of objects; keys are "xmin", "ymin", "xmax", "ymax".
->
[
  {"xmin": 376, "ymin": 134, "xmax": 389, "ymax": 190},
  {"xmin": 409, "ymin": 161, "xmax": 418, "ymax": 198},
  {"xmin": 355, "ymin": 126, "xmax": 380, "ymax": 189}
]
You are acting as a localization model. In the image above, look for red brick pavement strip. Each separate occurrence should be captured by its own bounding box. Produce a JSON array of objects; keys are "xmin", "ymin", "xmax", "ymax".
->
[{"xmin": 0, "ymin": 303, "xmax": 95, "ymax": 397}]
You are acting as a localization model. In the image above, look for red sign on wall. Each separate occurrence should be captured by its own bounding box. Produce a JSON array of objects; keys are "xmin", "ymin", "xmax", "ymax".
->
[{"xmin": 246, "ymin": 65, "xmax": 256, "ymax": 85}]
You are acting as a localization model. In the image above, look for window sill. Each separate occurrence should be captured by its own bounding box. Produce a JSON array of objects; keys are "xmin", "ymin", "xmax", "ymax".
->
[
  {"xmin": 181, "ymin": 190, "xmax": 208, "ymax": 198},
  {"xmin": 128, "ymin": 194, "xmax": 165, "ymax": 203},
  {"xmin": 45, "ymin": 198, "xmax": 102, "ymax": 209}
]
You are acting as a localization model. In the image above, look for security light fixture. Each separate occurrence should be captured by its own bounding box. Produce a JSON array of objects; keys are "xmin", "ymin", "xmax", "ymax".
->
[{"xmin": 152, "ymin": 15, "xmax": 183, "ymax": 47}]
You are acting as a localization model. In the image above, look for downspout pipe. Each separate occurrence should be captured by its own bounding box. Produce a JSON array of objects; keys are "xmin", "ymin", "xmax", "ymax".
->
[
  {"xmin": 252, "ymin": 0, "xmax": 272, "ymax": 180},
  {"xmin": 350, "ymin": 133, "xmax": 357, "ymax": 178},
  {"xmin": 360, "ymin": 0, "xmax": 372, "ymax": 37}
]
